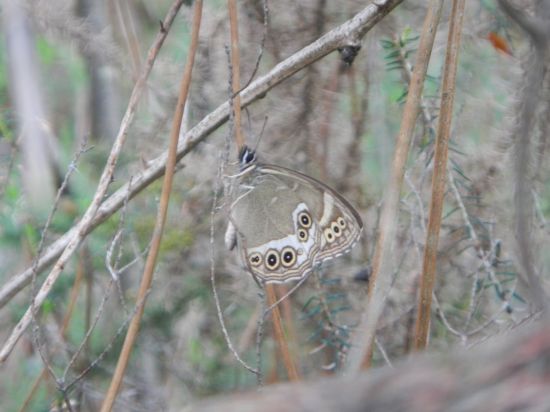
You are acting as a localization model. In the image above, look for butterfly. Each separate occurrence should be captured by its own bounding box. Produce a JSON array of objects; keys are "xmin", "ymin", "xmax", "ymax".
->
[{"xmin": 225, "ymin": 146, "xmax": 363, "ymax": 285}]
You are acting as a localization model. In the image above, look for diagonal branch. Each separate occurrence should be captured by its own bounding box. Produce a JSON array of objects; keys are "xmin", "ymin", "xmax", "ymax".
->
[
  {"xmin": 0, "ymin": 0, "xmax": 404, "ymax": 362},
  {"xmin": 0, "ymin": 0, "xmax": 188, "ymax": 362}
]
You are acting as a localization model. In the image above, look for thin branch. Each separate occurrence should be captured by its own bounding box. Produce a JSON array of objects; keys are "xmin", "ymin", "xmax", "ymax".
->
[
  {"xmin": 28, "ymin": 138, "xmax": 90, "ymax": 392},
  {"xmin": 17, "ymin": 252, "xmax": 85, "ymax": 412},
  {"xmin": 374, "ymin": 337, "xmax": 393, "ymax": 368},
  {"xmin": 234, "ymin": 0, "xmax": 269, "ymax": 95},
  {"xmin": 114, "ymin": 0, "xmax": 142, "ymax": 78},
  {"xmin": 210, "ymin": 153, "xmax": 259, "ymax": 376},
  {"xmin": 414, "ymin": 0, "xmax": 466, "ymax": 350},
  {"xmin": 0, "ymin": 0, "xmax": 187, "ymax": 363},
  {"xmin": 66, "ymin": 289, "xmax": 154, "ymax": 394},
  {"xmin": 345, "ymin": 0, "xmax": 443, "ymax": 372},
  {"xmin": 228, "ymin": 0, "xmax": 244, "ymax": 150},
  {"xmin": 265, "ymin": 284, "xmax": 300, "ymax": 381},
  {"xmin": 99, "ymin": 1, "xmax": 203, "ymax": 409}
]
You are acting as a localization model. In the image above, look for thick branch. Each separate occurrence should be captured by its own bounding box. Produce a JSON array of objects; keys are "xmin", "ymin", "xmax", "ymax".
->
[{"xmin": 189, "ymin": 321, "xmax": 550, "ymax": 412}]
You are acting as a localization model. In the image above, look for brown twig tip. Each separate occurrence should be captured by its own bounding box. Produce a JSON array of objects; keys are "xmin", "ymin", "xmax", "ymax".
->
[{"xmin": 159, "ymin": 20, "xmax": 166, "ymax": 33}]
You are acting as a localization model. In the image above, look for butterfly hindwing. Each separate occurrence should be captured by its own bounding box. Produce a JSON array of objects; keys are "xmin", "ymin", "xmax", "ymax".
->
[{"xmin": 228, "ymin": 163, "xmax": 362, "ymax": 284}]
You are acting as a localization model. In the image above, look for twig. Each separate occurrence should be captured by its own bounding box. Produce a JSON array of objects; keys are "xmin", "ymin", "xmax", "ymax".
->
[
  {"xmin": 114, "ymin": 0, "xmax": 142, "ymax": 78},
  {"xmin": 265, "ymin": 284, "xmax": 300, "ymax": 381},
  {"xmin": 374, "ymin": 337, "xmax": 393, "ymax": 368},
  {"xmin": 17, "ymin": 251, "xmax": 85, "ymax": 412},
  {"xmin": 29, "ymin": 138, "xmax": 90, "ymax": 393},
  {"xmin": 227, "ymin": 0, "xmax": 244, "ymax": 150},
  {"xmin": 345, "ymin": 0, "xmax": 443, "ymax": 373},
  {"xmin": 432, "ymin": 292, "xmax": 464, "ymax": 340},
  {"xmin": 256, "ymin": 292, "xmax": 266, "ymax": 386},
  {"xmin": 105, "ymin": 177, "xmax": 134, "ymax": 315},
  {"xmin": 99, "ymin": 1, "xmax": 203, "ymax": 409},
  {"xmin": 66, "ymin": 289, "xmax": 154, "ymax": 394},
  {"xmin": 65, "ymin": 279, "xmax": 117, "ymax": 387},
  {"xmin": 317, "ymin": 65, "xmax": 342, "ymax": 180},
  {"xmin": 0, "ymin": 0, "xmax": 187, "ymax": 363},
  {"xmin": 414, "ymin": 0, "xmax": 466, "ymax": 350},
  {"xmin": 210, "ymin": 156, "xmax": 259, "ymax": 376},
  {"xmin": 447, "ymin": 169, "xmax": 505, "ymax": 332},
  {"xmin": 234, "ymin": 0, "xmax": 269, "ymax": 95}
]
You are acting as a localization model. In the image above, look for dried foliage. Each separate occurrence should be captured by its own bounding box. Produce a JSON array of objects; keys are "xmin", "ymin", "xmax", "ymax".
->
[{"xmin": 0, "ymin": 0, "xmax": 548, "ymax": 411}]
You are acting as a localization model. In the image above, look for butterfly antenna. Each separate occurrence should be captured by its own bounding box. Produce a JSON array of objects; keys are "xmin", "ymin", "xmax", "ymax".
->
[
  {"xmin": 253, "ymin": 115, "xmax": 269, "ymax": 152},
  {"xmin": 237, "ymin": 115, "xmax": 267, "ymax": 169}
]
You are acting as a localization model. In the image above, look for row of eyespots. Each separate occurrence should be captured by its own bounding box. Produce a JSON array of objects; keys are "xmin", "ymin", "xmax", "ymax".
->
[
  {"xmin": 297, "ymin": 211, "xmax": 312, "ymax": 242},
  {"xmin": 248, "ymin": 246, "xmax": 298, "ymax": 271},
  {"xmin": 323, "ymin": 216, "xmax": 348, "ymax": 243}
]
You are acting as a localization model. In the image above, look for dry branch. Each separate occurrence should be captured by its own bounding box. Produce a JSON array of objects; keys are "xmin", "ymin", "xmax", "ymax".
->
[
  {"xmin": 189, "ymin": 320, "xmax": 550, "ymax": 412},
  {"xmin": 498, "ymin": 0, "xmax": 550, "ymax": 312},
  {"xmin": 0, "ymin": 0, "xmax": 404, "ymax": 361},
  {"xmin": 99, "ymin": 1, "xmax": 203, "ymax": 409},
  {"xmin": 227, "ymin": 0, "xmax": 244, "ymax": 150},
  {"xmin": 265, "ymin": 284, "xmax": 300, "ymax": 381},
  {"xmin": 346, "ymin": 0, "xmax": 443, "ymax": 371},
  {"xmin": 0, "ymin": 0, "xmax": 188, "ymax": 363},
  {"xmin": 414, "ymin": 0, "xmax": 466, "ymax": 350}
]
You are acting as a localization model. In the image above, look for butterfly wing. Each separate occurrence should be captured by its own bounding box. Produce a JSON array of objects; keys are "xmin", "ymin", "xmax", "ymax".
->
[
  {"xmin": 229, "ymin": 164, "xmax": 362, "ymax": 283},
  {"xmin": 259, "ymin": 165, "xmax": 363, "ymax": 261}
]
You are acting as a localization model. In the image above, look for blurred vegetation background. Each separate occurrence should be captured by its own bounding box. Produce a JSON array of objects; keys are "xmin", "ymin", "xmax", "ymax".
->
[{"xmin": 0, "ymin": 0, "xmax": 548, "ymax": 411}]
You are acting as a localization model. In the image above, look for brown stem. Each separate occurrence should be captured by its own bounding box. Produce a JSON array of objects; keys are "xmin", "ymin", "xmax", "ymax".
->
[
  {"xmin": 228, "ymin": 0, "xmax": 244, "ymax": 150},
  {"xmin": 414, "ymin": 0, "xmax": 466, "ymax": 350},
  {"xmin": 277, "ymin": 284, "xmax": 299, "ymax": 373},
  {"xmin": 265, "ymin": 284, "xmax": 300, "ymax": 381},
  {"xmin": 99, "ymin": 2, "xmax": 202, "ymax": 410},
  {"xmin": 344, "ymin": 0, "xmax": 444, "ymax": 372}
]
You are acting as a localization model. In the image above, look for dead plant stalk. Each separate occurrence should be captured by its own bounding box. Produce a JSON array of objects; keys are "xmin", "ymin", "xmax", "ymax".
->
[
  {"xmin": 265, "ymin": 284, "xmax": 300, "ymax": 381},
  {"xmin": 228, "ymin": 0, "xmax": 244, "ymax": 150},
  {"xmin": 346, "ymin": 0, "xmax": 444, "ymax": 372},
  {"xmin": 414, "ymin": 0, "xmax": 466, "ymax": 350},
  {"xmin": 99, "ymin": 1, "xmax": 203, "ymax": 410}
]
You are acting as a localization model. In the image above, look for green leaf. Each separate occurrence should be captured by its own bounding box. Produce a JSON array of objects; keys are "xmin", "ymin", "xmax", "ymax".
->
[{"xmin": 380, "ymin": 39, "xmax": 396, "ymax": 49}]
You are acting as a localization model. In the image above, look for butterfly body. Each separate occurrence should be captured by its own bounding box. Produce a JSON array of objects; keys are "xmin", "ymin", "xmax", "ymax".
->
[{"xmin": 226, "ymin": 148, "xmax": 363, "ymax": 284}]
